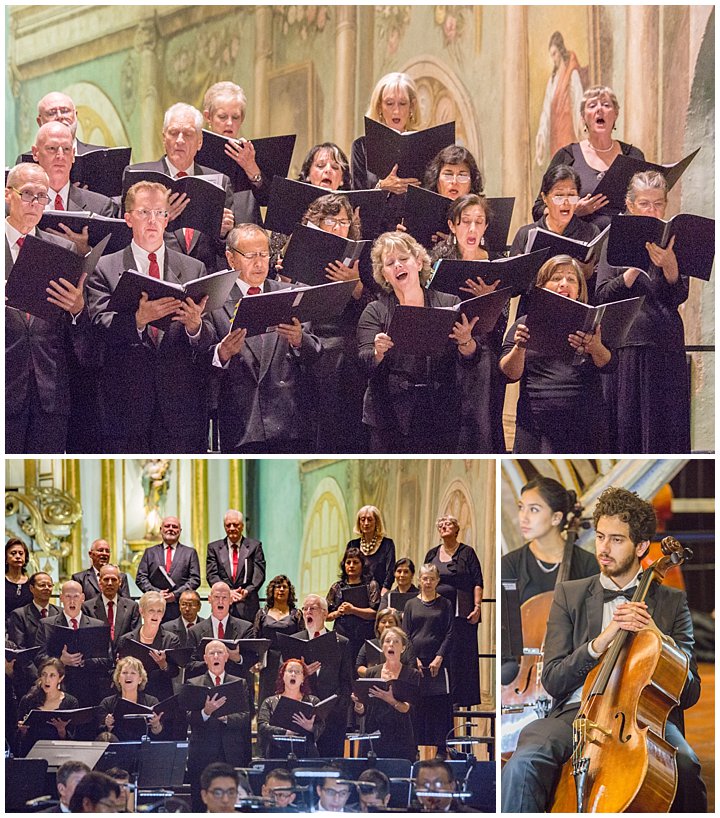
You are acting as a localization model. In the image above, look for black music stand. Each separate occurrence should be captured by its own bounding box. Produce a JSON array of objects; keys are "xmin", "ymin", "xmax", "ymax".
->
[
  {"xmin": 6, "ymin": 758, "xmax": 49, "ymax": 811},
  {"xmin": 464, "ymin": 759, "xmax": 496, "ymax": 813}
]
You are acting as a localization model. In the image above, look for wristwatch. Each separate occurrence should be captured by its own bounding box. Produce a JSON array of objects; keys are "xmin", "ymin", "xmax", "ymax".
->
[{"xmin": 250, "ymin": 172, "xmax": 262, "ymax": 184}]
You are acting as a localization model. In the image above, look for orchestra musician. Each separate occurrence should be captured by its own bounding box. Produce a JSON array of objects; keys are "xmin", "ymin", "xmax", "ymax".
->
[{"xmin": 501, "ymin": 486, "xmax": 706, "ymax": 813}]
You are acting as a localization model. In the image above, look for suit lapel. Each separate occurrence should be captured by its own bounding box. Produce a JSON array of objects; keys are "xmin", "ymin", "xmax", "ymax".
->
[
  {"xmin": 258, "ymin": 331, "xmax": 280, "ymax": 382},
  {"xmin": 220, "ymin": 538, "xmax": 233, "ymax": 578},
  {"xmin": 5, "ymin": 239, "xmax": 14, "ymax": 278},
  {"xmin": 163, "ymin": 250, "xmax": 183, "ymax": 286},
  {"xmin": 587, "ymin": 576, "xmax": 605, "ymax": 640}
]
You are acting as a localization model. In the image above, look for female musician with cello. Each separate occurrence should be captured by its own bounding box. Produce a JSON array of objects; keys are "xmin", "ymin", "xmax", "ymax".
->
[
  {"xmin": 500, "ymin": 476, "xmax": 598, "ymax": 754},
  {"xmin": 501, "ymin": 486, "xmax": 705, "ymax": 813}
]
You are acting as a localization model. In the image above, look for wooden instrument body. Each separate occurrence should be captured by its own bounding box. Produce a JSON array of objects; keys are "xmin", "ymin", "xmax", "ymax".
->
[{"xmin": 551, "ymin": 626, "xmax": 689, "ymax": 813}]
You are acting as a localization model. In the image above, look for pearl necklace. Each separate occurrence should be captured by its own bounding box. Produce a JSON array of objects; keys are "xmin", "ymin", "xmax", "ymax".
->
[
  {"xmin": 589, "ymin": 139, "xmax": 616, "ymax": 154},
  {"xmin": 359, "ymin": 533, "xmax": 380, "ymax": 556}
]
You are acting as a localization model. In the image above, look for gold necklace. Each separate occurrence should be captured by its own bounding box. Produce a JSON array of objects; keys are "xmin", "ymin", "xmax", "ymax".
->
[{"xmin": 359, "ymin": 533, "xmax": 380, "ymax": 556}]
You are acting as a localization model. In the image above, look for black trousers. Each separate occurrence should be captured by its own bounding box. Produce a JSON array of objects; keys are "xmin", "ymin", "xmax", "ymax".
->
[
  {"xmin": 6, "ymin": 379, "xmax": 68, "ymax": 454},
  {"xmin": 501, "ymin": 705, "xmax": 706, "ymax": 813}
]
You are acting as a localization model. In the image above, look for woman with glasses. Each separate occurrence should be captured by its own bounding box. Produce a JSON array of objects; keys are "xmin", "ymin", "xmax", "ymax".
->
[
  {"xmin": 424, "ymin": 517, "xmax": 484, "ymax": 709},
  {"xmin": 252, "ymin": 575, "xmax": 304, "ymax": 707},
  {"xmin": 595, "ymin": 170, "xmax": 690, "ymax": 453},
  {"xmin": 355, "ymin": 607, "xmax": 417, "ymax": 677},
  {"xmin": 532, "ymin": 85, "xmax": 645, "ymax": 229}
]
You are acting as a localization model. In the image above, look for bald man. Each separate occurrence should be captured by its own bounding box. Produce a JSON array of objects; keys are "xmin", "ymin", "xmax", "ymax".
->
[
  {"xmin": 5, "ymin": 161, "xmax": 86, "ymax": 453},
  {"xmin": 136, "ymin": 516, "xmax": 201, "ymax": 621},
  {"xmin": 23, "ymin": 91, "xmax": 106, "ymax": 157}
]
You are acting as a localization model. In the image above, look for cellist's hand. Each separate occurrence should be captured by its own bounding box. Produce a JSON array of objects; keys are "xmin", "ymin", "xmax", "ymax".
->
[{"xmin": 591, "ymin": 601, "xmax": 650, "ymax": 654}]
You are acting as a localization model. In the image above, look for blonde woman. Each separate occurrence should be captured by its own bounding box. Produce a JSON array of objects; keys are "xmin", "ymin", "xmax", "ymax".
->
[
  {"xmin": 345, "ymin": 505, "xmax": 396, "ymax": 594},
  {"xmin": 97, "ymin": 656, "xmax": 164, "ymax": 741}
]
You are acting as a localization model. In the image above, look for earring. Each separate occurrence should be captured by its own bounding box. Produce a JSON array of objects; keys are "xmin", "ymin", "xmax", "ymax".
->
[
  {"xmin": 452, "ymin": 233, "xmax": 457, "ymax": 246},
  {"xmin": 480, "ymin": 235, "xmax": 486, "ymax": 247}
]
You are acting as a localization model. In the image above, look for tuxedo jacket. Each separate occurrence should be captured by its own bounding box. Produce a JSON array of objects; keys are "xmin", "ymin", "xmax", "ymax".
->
[
  {"xmin": 72, "ymin": 566, "xmax": 130, "ymax": 600},
  {"xmin": 296, "ymin": 628, "xmax": 353, "ymax": 700},
  {"xmin": 206, "ymin": 535, "xmax": 265, "ymax": 621},
  {"xmin": 185, "ymin": 615, "xmax": 253, "ymax": 680},
  {"xmin": 82, "ymin": 593, "xmax": 140, "ymax": 649},
  {"xmin": 136, "ymin": 543, "xmax": 201, "ymax": 601},
  {"xmin": 85, "ymin": 244, "xmax": 213, "ymax": 449},
  {"xmin": 5, "ymin": 229, "xmax": 90, "ymax": 418},
  {"xmin": 206, "ymin": 279, "xmax": 322, "ymax": 451},
  {"xmin": 186, "ymin": 671, "xmax": 251, "ymax": 770},
  {"xmin": 163, "ymin": 613, "xmax": 205, "ymax": 648},
  {"xmin": 125, "ymin": 158, "xmax": 233, "ymax": 272},
  {"xmin": 543, "ymin": 574, "xmax": 700, "ymax": 729}
]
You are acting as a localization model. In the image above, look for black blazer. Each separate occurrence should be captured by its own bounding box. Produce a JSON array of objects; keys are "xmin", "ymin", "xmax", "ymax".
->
[
  {"xmin": 82, "ymin": 594, "xmax": 140, "ymax": 649},
  {"xmin": 116, "ymin": 625, "xmax": 181, "ymax": 703},
  {"xmin": 206, "ymin": 535, "xmax": 266, "ymax": 621},
  {"xmin": 542, "ymin": 574, "xmax": 700, "ymax": 729},
  {"xmin": 85, "ymin": 244, "xmax": 213, "ymax": 451},
  {"xmin": 7, "ymin": 602, "xmax": 61, "ymax": 648},
  {"xmin": 163, "ymin": 614, "xmax": 205, "ymax": 648},
  {"xmin": 186, "ymin": 615, "xmax": 254, "ymax": 680},
  {"xmin": 72, "ymin": 566, "xmax": 131, "ymax": 600},
  {"xmin": 136, "ymin": 543, "xmax": 201, "ymax": 618},
  {"xmin": 125, "ymin": 158, "xmax": 233, "ymax": 272},
  {"xmin": 295, "ymin": 629, "xmax": 353, "ymax": 700},
  {"xmin": 206, "ymin": 279, "xmax": 322, "ymax": 452}
]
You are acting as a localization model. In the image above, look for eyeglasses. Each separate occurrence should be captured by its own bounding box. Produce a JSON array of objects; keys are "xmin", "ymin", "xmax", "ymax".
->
[
  {"xmin": 207, "ymin": 787, "xmax": 238, "ymax": 800},
  {"xmin": 128, "ymin": 209, "xmax": 169, "ymax": 220},
  {"xmin": 321, "ymin": 787, "xmax": 350, "ymax": 797},
  {"xmin": 11, "ymin": 188, "xmax": 51, "ymax": 205},
  {"xmin": 550, "ymin": 195, "xmax": 580, "ymax": 205},
  {"xmin": 440, "ymin": 172, "xmax": 471, "ymax": 183},
  {"xmin": 321, "ymin": 217, "xmax": 351, "ymax": 228},
  {"xmin": 632, "ymin": 199, "xmax": 666, "ymax": 212},
  {"xmin": 229, "ymin": 248, "xmax": 270, "ymax": 259},
  {"xmin": 302, "ymin": 604, "xmax": 322, "ymax": 613}
]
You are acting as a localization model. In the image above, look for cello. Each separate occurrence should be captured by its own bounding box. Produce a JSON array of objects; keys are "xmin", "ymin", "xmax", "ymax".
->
[
  {"xmin": 501, "ymin": 498, "xmax": 587, "ymax": 756},
  {"xmin": 550, "ymin": 536, "xmax": 692, "ymax": 813}
]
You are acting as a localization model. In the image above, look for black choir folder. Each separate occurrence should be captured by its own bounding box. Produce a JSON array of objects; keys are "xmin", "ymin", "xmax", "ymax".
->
[
  {"xmin": 20, "ymin": 147, "xmax": 132, "ymax": 199},
  {"xmin": 107, "ymin": 268, "xmax": 238, "ymax": 331},
  {"xmin": 6, "ymin": 233, "xmax": 110, "ymax": 322},
  {"xmin": 179, "ymin": 679, "xmax": 248, "ymax": 718},
  {"xmin": 431, "ymin": 248, "xmax": 551, "ymax": 299},
  {"xmin": 270, "ymin": 694, "xmax": 338, "ymax": 734},
  {"xmin": 524, "ymin": 224, "xmax": 610, "ymax": 263},
  {"xmin": 23, "ymin": 706, "xmax": 99, "ymax": 730},
  {"xmin": 39, "ymin": 210, "xmax": 132, "ymax": 255},
  {"xmin": 607, "ymin": 213, "xmax": 715, "ymax": 281},
  {"xmin": 524, "ymin": 287, "xmax": 645, "ymax": 363},
  {"xmin": 339, "ymin": 585, "xmax": 371, "ymax": 608},
  {"xmin": 5, "ymin": 646, "xmax": 41, "ymax": 664},
  {"xmin": 592, "ymin": 147, "xmax": 700, "ymax": 211},
  {"xmin": 419, "ymin": 666, "xmax": 450, "ymax": 696},
  {"xmin": 362, "ymin": 640, "xmax": 384, "ymax": 667},
  {"xmin": 196, "ymin": 637, "xmax": 271, "ymax": 665},
  {"xmin": 113, "ymin": 694, "xmax": 180, "ymax": 722},
  {"xmin": 230, "ymin": 279, "xmax": 358, "ymax": 336},
  {"xmin": 364, "ymin": 118, "xmax": 456, "ymax": 181},
  {"xmin": 119, "ymin": 639, "xmax": 169, "ymax": 674},
  {"xmin": 195, "ymin": 130, "xmax": 296, "ymax": 192},
  {"xmin": 264, "ymin": 177, "xmax": 387, "ymax": 239},
  {"xmin": 121, "ymin": 169, "xmax": 225, "ymax": 236},
  {"xmin": 385, "ymin": 591, "xmax": 417, "ymax": 612},
  {"xmin": 352, "ymin": 676, "xmax": 420, "ymax": 706},
  {"xmin": 45, "ymin": 623, "xmax": 110, "ymax": 659},
  {"xmin": 277, "ymin": 631, "xmax": 339, "ymax": 669},
  {"xmin": 387, "ymin": 288, "xmax": 512, "ymax": 356},
  {"xmin": 282, "ymin": 224, "xmax": 369, "ymax": 286}
]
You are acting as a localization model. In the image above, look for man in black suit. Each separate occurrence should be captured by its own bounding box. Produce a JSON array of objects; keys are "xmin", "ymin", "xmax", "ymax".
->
[
  {"xmin": 72, "ymin": 538, "xmax": 130, "ymax": 600},
  {"xmin": 163, "ymin": 589, "xmax": 204, "ymax": 647},
  {"xmin": 85, "ymin": 180, "xmax": 213, "ymax": 452},
  {"xmin": 5, "ymin": 162, "xmax": 88, "ymax": 453},
  {"xmin": 135, "ymin": 516, "xmax": 201, "ymax": 622},
  {"xmin": 297, "ymin": 593, "xmax": 353, "ymax": 758},
  {"xmin": 125, "ymin": 102, "xmax": 235, "ymax": 273},
  {"xmin": 186, "ymin": 640, "xmax": 251, "ymax": 811},
  {"xmin": 82, "ymin": 564, "xmax": 140, "ymax": 651},
  {"xmin": 186, "ymin": 582, "xmax": 253, "ymax": 681},
  {"xmin": 35, "ymin": 579, "xmax": 113, "ymax": 710},
  {"xmin": 206, "ymin": 509, "xmax": 266, "ymax": 622},
  {"xmin": 501, "ymin": 487, "xmax": 705, "ymax": 813},
  {"xmin": 207, "ymin": 223, "xmax": 322, "ymax": 453}
]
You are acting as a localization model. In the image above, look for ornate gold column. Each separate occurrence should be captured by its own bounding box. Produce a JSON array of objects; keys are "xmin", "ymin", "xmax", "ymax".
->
[
  {"xmin": 624, "ymin": 6, "xmax": 659, "ymax": 160},
  {"xmin": 228, "ymin": 460, "xmax": 244, "ymax": 511},
  {"xmin": 62, "ymin": 460, "xmax": 83, "ymax": 578},
  {"xmin": 253, "ymin": 7, "xmax": 273, "ymax": 136},
  {"xmin": 191, "ymin": 461, "xmax": 208, "ymax": 587},
  {"xmin": 334, "ymin": 6, "xmax": 357, "ymax": 156},
  {"xmin": 134, "ymin": 17, "xmax": 162, "ymax": 161},
  {"xmin": 24, "ymin": 460, "xmax": 38, "ymax": 491},
  {"xmin": 101, "ymin": 460, "xmax": 117, "ymax": 561}
]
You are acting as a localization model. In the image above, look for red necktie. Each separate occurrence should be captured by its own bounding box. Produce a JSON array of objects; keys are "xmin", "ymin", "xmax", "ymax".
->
[
  {"xmin": 40, "ymin": 608, "xmax": 47, "ymax": 618},
  {"xmin": 147, "ymin": 252, "xmax": 161, "ymax": 344},
  {"xmin": 165, "ymin": 546, "xmax": 173, "ymax": 573},
  {"xmin": 176, "ymin": 172, "xmax": 194, "ymax": 250},
  {"xmin": 107, "ymin": 600, "xmax": 115, "ymax": 641},
  {"xmin": 54, "ymin": 193, "xmax": 64, "ymax": 211},
  {"xmin": 215, "ymin": 675, "xmax": 221, "ymax": 686},
  {"xmin": 247, "ymin": 286, "xmax": 261, "ymax": 295},
  {"xmin": 71, "ymin": 618, "xmax": 78, "ymax": 630},
  {"xmin": 231, "ymin": 545, "xmax": 239, "ymax": 581},
  {"xmin": 314, "ymin": 631, "xmax": 320, "ymax": 638},
  {"xmin": 218, "ymin": 620, "xmax": 225, "ymax": 640}
]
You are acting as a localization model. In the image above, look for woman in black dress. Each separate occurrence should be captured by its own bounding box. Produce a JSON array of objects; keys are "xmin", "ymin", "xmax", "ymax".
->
[
  {"xmin": 16, "ymin": 658, "xmax": 79, "ymax": 756},
  {"xmin": 357, "ymin": 231, "xmax": 481, "ymax": 454},
  {"xmin": 499, "ymin": 255, "xmax": 614, "ymax": 453},
  {"xmin": 424, "ymin": 516, "xmax": 484, "ymax": 707},
  {"xmin": 345, "ymin": 505, "xmax": 396, "ymax": 595},
  {"xmin": 402, "ymin": 564, "xmax": 454, "ymax": 756},
  {"xmin": 252, "ymin": 575, "xmax": 303, "ymax": 706},
  {"xmin": 352, "ymin": 626, "xmax": 422, "ymax": 762},
  {"xmin": 5, "ymin": 538, "xmax": 32, "ymax": 622},
  {"xmin": 532, "ymin": 85, "xmax": 645, "ymax": 229},
  {"xmin": 326, "ymin": 547, "xmax": 381, "ymax": 664},
  {"xmin": 595, "ymin": 170, "xmax": 690, "ymax": 453},
  {"xmin": 355, "ymin": 607, "xmax": 417, "ymax": 677},
  {"xmin": 98, "ymin": 656, "xmax": 164, "ymax": 742},
  {"xmin": 257, "ymin": 658, "xmax": 324, "ymax": 758}
]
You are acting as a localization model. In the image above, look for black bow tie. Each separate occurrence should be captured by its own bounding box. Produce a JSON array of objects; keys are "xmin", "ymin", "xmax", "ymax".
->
[{"xmin": 602, "ymin": 586, "xmax": 638, "ymax": 603}]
